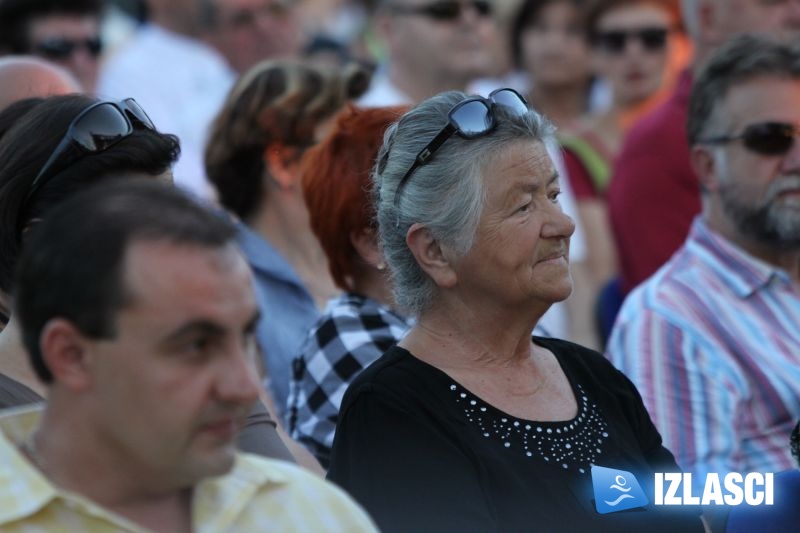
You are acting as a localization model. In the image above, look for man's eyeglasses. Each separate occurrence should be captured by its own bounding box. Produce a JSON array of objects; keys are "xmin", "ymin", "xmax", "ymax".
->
[
  {"xmin": 34, "ymin": 36, "xmax": 103, "ymax": 59},
  {"xmin": 699, "ymin": 121, "xmax": 800, "ymax": 156},
  {"xmin": 389, "ymin": 0, "xmax": 492, "ymax": 21},
  {"xmin": 393, "ymin": 88, "xmax": 529, "ymax": 207},
  {"xmin": 27, "ymin": 99, "xmax": 156, "ymax": 206},
  {"xmin": 592, "ymin": 27, "xmax": 670, "ymax": 54}
]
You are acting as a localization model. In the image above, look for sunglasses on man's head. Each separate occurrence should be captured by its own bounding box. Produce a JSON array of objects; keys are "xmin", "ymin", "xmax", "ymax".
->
[
  {"xmin": 393, "ymin": 88, "xmax": 529, "ymax": 210},
  {"xmin": 390, "ymin": 0, "xmax": 492, "ymax": 21},
  {"xmin": 699, "ymin": 121, "xmax": 800, "ymax": 156},
  {"xmin": 592, "ymin": 27, "xmax": 670, "ymax": 54},
  {"xmin": 34, "ymin": 36, "xmax": 103, "ymax": 59},
  {"xmin": 26, "ymin": 99, "xmax": 156, "ymax": 209}
]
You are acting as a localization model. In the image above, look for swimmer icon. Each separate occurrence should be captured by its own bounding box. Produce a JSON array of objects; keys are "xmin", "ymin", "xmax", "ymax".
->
[{"xmin": 591, "ymin": 465, "xmax": 650, "ymax": 514}]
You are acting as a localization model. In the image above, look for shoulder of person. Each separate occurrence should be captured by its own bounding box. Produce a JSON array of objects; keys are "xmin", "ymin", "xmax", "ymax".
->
[{"xmin": 233, "ymin": 454, "xmax": 377, "ymax": 530}]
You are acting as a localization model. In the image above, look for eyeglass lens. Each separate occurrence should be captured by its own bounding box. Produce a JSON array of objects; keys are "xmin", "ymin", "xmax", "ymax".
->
[
  {"xmin": 743, "ymin": 123, "xmax": 797, "ymax": 155},
  {"xmin": 595, "ymin": 28, "xmax": 668, "ymax": 53},
  {"xmin": 451, "ymin": 100, "xmax": 493, "ymax": 135},
  {"xmin": 397, "ymin": 0, "xmax": 492, "ymax": 21},
  {"xmin": 72, "ymin": 103, "xmax": 132, "ymax": 152},
  {"xmin": 36, "ymin": 37, "xmax": 102, "ymax": 59},
  {"xmin": 122, "ymin": 98, "xmax": 156, "ymax": 130}
]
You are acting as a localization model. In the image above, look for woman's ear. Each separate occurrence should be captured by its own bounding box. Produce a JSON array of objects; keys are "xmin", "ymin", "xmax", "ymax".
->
[
  {"xmin": 263, "ymin": 144, "xmax": 299, "ymax": 189},
  {"xmin": 350, "ymin": 227, "xmax": 384, "ymax": 269},
  {"xmin": 405, "ymin": 223, "xmax": 457, "ymax": 289}
]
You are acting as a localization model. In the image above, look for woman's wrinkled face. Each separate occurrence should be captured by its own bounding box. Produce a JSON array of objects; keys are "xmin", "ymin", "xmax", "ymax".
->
[
  {"xmin": 450, "ymin": 140, "xmax": 575, "ymax": 311},
  {"xmin": 591, "ymin": 2, "xmax": 673, "ymax": 106},
  {"xmin": 520, "ymin": 1, "xmax": 590, "ymax": 89}
]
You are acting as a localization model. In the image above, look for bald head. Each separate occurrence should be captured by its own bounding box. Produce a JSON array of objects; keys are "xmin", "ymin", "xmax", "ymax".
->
[{"xmin": 0, "ymin": 56, "xmax": 80, "ymax": 110}]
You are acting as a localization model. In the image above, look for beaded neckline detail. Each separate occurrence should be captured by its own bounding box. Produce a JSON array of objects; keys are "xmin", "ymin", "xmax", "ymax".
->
[{"xmin": 450, "ymin": 382, "xmax": 609, "ymax": 474}]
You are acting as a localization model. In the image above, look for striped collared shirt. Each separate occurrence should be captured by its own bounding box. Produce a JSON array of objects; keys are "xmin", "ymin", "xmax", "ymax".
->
[
  {"xmin": 607, "ymin": 217, "xmax": 800, "ymax": 483},
  {"xmin": 0, "ymin": 406, "xmax": 377, "ymax": 532}
]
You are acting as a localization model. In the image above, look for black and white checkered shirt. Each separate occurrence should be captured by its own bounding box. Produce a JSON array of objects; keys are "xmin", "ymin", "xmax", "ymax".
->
[{"xmin": 287, "ymin": 292, "xmax": 411, "ymax": 467}]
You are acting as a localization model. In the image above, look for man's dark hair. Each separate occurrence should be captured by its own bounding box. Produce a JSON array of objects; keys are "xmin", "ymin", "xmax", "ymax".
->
[
  {"xmin": 0, "ymin": 93, "xmax": 180, "ymax": 297},
  {"xmin": 792, "ymin": 421, "xmax": 800, "ymax": 466},
  {"xmin": 0, "ymin": 0, "xmax": 105, "ymax": 54},
  {"xmin": 688, "ymin": 34, "xmax": 800, "ymax": 146},
  {"xmin": 14, "ymin": 180, "xmax": 237, "ymax": 383}
]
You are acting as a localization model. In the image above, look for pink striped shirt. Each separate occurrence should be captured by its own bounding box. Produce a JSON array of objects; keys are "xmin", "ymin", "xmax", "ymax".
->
[{"xmin": 607, "ymin": 218, "xmax": 800, "ymax": 484}]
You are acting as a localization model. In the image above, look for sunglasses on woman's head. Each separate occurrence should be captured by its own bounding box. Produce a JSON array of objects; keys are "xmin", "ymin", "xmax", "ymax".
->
[
  {"xmin": 699, "ymin": 121, "xmax": 800, "ymax": 156},
  {"xmin": 592, "ymin": 27, "xmax": 670, "ymax": 54},
  {"xmin": 389, "ymin": 0, "xmax": 492, "ymax": 21},
  {"xmin": 26, "ymin": 99, "xmax": 156, "ymax": 207},
  {"xmin": 393, "ymin": 88, "xmax": 529, "ymax": 209}
]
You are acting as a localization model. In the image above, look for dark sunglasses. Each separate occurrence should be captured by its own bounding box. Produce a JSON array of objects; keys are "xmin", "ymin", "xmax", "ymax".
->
[
  {"xmin": 592, "ymin": 27, "xmax": 670, "ymax": 54},
  {"xmin": 26, "ymin": 99, "xmax": 156, "ymax": 207},
  {"xmin": 393, "ymin": 88, "xmax": 529, "ymax": 208},
  {"xmin": 699, "ymin": 121, "xmax": 800, "ymax": 156},
  {"xmin": 34, "ymin": 36, "xmax": 103, "ymax": 59},
  {"xmin": 390, "ymin": 0, "xmax": 492, "ymax": 21}
]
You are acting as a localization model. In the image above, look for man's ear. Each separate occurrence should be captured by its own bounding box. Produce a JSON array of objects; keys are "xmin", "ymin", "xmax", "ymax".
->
[
  {"xmin": 405, "ymin": 223, "xmax": 458, "ymax": 289},
  {"xmin": 690, "ymin": 144, "xmax": 720, "ymax": 193},
  {"xmin": 263, "ymin": 144, "xmax": 298, "ymax": 189},
  {"xmin": 39, "ymin": 318, "xmax": 93, "ymax": 391}
]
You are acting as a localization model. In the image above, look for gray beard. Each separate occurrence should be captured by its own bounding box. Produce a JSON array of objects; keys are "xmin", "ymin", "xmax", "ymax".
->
[{"xmin": 719, "ymin": 183, "xmax": 800, "ymax": 249}]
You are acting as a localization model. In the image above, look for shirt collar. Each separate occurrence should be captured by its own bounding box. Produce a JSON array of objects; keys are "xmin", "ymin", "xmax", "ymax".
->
[
  {"xmin": 0, "ymin": 405, "xmax": 289, "ymax": 530},
  {"xmin": 0, "ymin": 406, "xmax": 61, "ymax": 524},
  {"xmin": 689, "ymin": 217, "xmax": 792, "ymax": 298}
]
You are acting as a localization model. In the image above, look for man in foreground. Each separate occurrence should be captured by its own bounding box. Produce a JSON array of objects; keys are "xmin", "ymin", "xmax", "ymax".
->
[{"xmin": 0, "ymin": 180, "xmax": 375, "ymax": 531}]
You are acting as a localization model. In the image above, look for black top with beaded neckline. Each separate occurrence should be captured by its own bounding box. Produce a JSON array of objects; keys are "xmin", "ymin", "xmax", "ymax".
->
[{"xmin": 328, "ymin": 336, "xmax": 703, "ymax": 533}]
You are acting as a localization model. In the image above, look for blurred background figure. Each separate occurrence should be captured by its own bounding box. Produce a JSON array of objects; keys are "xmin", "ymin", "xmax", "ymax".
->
[
  {"xmin": 510, "ymin": 0, "xmax": 593, "ymax": 131},
  {"xmin": 205, "ymin": 60, "xmax": 370, "ymax": 418},
  {"xmin": 0, "ymin": 56, "xmax": 80, "ymax": 110},
  {"xmin": 0, "ymin": 0, "xmax": 104, "ymax": 93},
  {"xmin": 608, "ymin": 0, "xmax": 800, "ymax": 307},
  {"xmin": 287, "ymin": 104, "xmax": 412, "ymax": 468},
  {"xmin": 359, "ymin": 0, "xmax": 498, "ymax": 106},
  {"xmin": 200, "ymin": 0, "xmax": 303, "ymax": 74},
  {"xmin": 560, "ymin": 0, "xmax": 682, "ymax": 345},
  {"xmin": 97, "ymin": 0, "xmax": 235, "ymax": 201}
]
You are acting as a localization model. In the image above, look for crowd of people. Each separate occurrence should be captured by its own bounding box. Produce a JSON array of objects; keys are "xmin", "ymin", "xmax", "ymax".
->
[{"xmin": 0, "ymin": 0, "xmax": 798, "ymax": 531}]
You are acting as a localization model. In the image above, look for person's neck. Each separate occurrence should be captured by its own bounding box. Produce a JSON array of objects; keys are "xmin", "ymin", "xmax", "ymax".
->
[
  {"xmin": 32, "ymin": 406, "xmax": 193, "ymax": 532},
  {"xmin": 401, "ymin": 296, "xmax": 547, "ymax": 372},
  {"xmin": 705, "ymin": 212, "xmax": 800, "ymax": 283},
  {"xmin": 0, "ymin": 318, "xmax": 46, "ymax": 397},
  {"xmin": 388, "ymin": 63, "xmax": 468, "ymax": 103},
  {"xmin": 529, "ymin": 82, "xmax": 587, "ymax": 131},
  {"xmin": 249, "ymin": 193, "xmax": 337, "ymax": 308},
  {"xmin": 350, "ymin": 267, "xmax": 396, "ymax": 310}
]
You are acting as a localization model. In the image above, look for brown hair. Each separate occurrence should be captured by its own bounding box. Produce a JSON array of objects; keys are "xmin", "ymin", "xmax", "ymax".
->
[
  {"xmin": 586, "ymin": 0, "xmax": 680, "ymax": 38},
  {"xmin": 205, "ymin": 59, "xmax": 370, "ymax": 221}
]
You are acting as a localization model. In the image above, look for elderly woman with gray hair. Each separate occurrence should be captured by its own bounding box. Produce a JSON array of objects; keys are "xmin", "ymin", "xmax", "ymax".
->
[{"xmin": 327, "ymin": 90, "xmax": 704, "ymax": 532}]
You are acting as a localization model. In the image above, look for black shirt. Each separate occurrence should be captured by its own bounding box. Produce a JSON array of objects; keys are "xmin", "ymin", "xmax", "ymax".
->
[{"xmin": 328, "ymin": 337, "xmax": 703, "ymax": 532}]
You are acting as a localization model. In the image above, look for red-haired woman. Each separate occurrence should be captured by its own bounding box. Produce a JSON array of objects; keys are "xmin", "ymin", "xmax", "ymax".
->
[{"xmin": 287, "ymin": 105, "xmax": 412, "ymax": 468}]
